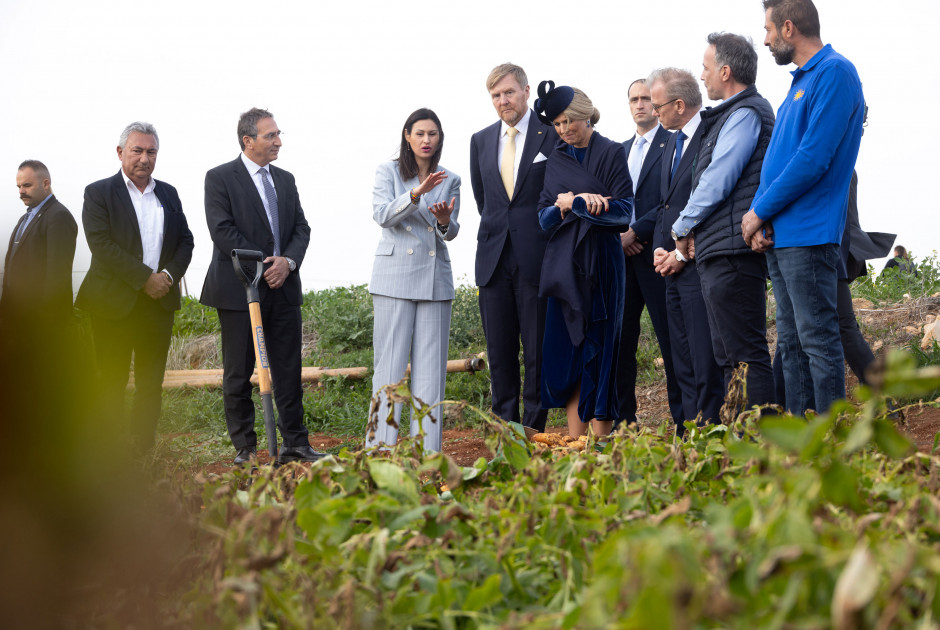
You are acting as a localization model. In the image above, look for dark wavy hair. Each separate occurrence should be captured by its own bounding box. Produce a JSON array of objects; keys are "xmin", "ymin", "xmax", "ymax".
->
[{"xmin": 397, "ymin": 108, "xmax": 444, "ymax": 181}]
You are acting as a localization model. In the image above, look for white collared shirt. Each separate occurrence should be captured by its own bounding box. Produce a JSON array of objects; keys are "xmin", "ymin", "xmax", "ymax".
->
[
  {"xmin": 121, "ymin": 171, "xmax": 164, "ymax": 274},
  {"xmin": 498, "ymin": 108, "xmax": 532, "ymax": 181},
  {"xmin": 634, "ymin": 123, "xmax": 662, "ymax": 167},
  {"xmin": 678, "ymin": 111, "xmax": 702, "ymax": 149},
  {"xmin": 240, "ymin": 151, "xmax": 277, "ymax": 218}
]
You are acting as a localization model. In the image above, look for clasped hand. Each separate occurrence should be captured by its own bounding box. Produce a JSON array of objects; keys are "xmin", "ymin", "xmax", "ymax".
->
[
  {"xmin": 263, "ymin": 256, "xmax": 290, "ymax": 289},
  {"xmin": 555, "ymin": 191, "xmax": 611, "ymax": 218},
  {"xmin": 143, "ymin": 272, "xmax": 172, "ymax": 299},
  {"xmin": 741, "ymin": 209, "xmax": 774, "ymax": 253}
]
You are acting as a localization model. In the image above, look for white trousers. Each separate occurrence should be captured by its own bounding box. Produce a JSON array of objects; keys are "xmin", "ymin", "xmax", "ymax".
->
[{"xmin": 367, "ymin": 295, "xmax": 452, "ymax": 452}]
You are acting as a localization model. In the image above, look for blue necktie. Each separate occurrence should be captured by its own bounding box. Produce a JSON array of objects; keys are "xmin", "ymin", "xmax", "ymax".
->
[
  {"xmin": 13, "ymin": 209, "xmax": 33, "ymax": 243},
  {"xmin": 260, "ymin": 169, "xmax": 281, "ymax": 257},
  {"xmin": 670, "ymin": 131, "xmax": 687, "ymax": 183}
]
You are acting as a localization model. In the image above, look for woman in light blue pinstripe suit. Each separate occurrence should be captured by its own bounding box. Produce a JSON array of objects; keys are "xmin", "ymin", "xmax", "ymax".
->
[{"xmin": 366, "ymin": 108, "xmax": 460, "ymax": 452}]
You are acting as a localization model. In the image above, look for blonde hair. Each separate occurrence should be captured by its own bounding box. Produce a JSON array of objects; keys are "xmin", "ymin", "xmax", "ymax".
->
[
  {"xmin": 561, "ymin": 88, "xmax": 600, "ymax": 125},
  {"xmin": 486, "ymin": 63, "xmax": 528, "ymax": 91}
]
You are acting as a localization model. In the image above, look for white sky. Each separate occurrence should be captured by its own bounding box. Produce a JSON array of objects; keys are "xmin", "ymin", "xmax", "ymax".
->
[{"xmin": 2, "ymin": 0, "xmax": 936, "ymax": 294}]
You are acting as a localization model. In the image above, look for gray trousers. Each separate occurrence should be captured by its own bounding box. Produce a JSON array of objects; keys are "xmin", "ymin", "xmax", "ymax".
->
[{"xmin": 367, "ymin": 295, "xmax": 451, "ymax": 452}]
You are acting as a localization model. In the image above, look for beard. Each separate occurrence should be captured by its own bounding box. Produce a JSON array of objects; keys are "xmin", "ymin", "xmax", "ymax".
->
[{"xmin": 770, "ymin": 40, "xmax": 795, "ymax": 65}]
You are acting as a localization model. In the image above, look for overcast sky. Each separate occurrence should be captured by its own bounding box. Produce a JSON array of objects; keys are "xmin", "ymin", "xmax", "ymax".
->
[{"xmin": 2, "ymin": 0, "xmax": 936, "ymax": 294}]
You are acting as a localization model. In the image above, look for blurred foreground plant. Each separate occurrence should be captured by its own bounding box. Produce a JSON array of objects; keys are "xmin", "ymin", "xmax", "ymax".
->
[{"xmin": 175, "ymin": 351, "xmax": 940, "ymax": 629}]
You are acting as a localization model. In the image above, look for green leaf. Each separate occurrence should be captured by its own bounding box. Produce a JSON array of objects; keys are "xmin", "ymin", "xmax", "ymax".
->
[
  {"xmin": 368, "ymin": 460, "xmax": 419, "ymax": 503},
  {"xmin": 821, "ymin": 461, "xmax": 864, "ymax": 512},
  {"xmin": 759, "ymin": 416, "xmax": 808, "ymax": 453},
  {"xmin": 463, "ymin": 574, "xmax": 503, "ymax": 611},
  {"xmin": 872, "ymin": 418, "xmax": 913, "ymax": 458}
]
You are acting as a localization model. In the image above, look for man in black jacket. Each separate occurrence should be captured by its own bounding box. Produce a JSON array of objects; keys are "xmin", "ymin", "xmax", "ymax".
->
[{"xmin": 76, "ymin": 123, "xmax": 194, "ymax": 450}]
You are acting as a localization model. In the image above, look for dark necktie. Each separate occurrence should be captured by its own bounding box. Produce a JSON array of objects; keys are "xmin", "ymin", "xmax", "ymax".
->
[
  {"xmin": 260, "ymin": 169, "xmax": 281, "ymax": 257},
  {"xmin": 11, "ymin": 209, "xmax": 35, "ymax": 253},
  {"xmin": 670, "ymin": 130, "xmax": 687, "ymax": 183}
]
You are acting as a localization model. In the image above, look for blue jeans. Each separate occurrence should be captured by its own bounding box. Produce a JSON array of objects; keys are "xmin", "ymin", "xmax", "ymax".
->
[{"xmin": 766, "ymin": 244, "xmax": 845, "ymax": 414}]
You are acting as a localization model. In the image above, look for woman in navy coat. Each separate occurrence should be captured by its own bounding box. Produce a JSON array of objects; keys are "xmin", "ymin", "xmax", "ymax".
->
[
  {"xmin": 535, "ymin": 82, "xmax": 634, "ymax": 439},
  {"xmin": 366, "ymin": 108, "xmax": 460, "ymax": 453}
]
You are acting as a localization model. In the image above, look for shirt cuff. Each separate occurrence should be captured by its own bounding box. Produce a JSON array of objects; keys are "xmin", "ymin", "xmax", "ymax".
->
[
  {"xmin": 161, "ymin": 269, "xmax": 174, "ymax": 283},
  {"xmin": 672, "ymin": 216, "xmax": 697, "ymax": 239}
]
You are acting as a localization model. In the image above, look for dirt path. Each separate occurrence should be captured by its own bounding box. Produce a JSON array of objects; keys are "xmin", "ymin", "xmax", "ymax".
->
[{"xmin": 196, "ymin": 402, "xmax": 940, "ymax": 475}]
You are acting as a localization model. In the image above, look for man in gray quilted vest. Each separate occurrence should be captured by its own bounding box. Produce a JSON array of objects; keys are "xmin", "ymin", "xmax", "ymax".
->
[{"xmin": 670, "ymin": 32, "xmax": 776, "ymax": 415}]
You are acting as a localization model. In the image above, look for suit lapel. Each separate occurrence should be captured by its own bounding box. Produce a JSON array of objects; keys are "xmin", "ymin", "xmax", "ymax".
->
[
  {"xmin": 153, "ymin": 182, "xmax": 173, "ymax": 267},
  {"xmin": 112, "ymin": 172, "xmax": 144, "ymax": 254},
  {"xmin": 636, "ymin": 127, "xmax": 668, "ymax": 189},
  {"xmin": 483, "ymin": 122, "xmax": 502, "ymax": 195},
  {"xmin": 12, "ymin": 197, "xmax": 52, "ymax": 256},
  {"xmin": 232, "ymin": 158, "xmax": 275, "ymax": 241},
  {"xmin": 513, "ymin": 114, "xmax": 546, "ymax": 200}
]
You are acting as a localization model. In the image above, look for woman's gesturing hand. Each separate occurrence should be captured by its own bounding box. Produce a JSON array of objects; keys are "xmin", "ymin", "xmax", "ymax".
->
[
  {"xmin": 429, "ymin": 197, "xmax": 456, "ymax": 225},
  {"xmin": 414, "ymin": 170, "xmax": 448, "ymax": 196}
]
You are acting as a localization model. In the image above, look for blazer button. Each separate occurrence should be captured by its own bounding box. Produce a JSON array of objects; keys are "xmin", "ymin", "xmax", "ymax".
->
[
  {"xmin": 406, "ymin": 226, "xmax": 412, "ymax": 231},
  {"xmin": 429, "ymin": 250, "xmax": 435, "ymax": 257},
  {"xmin": 407, "ymin": 248, "xmax": 414, "ymax": 255},
  {"xmin": 427, "ymin": 226, "xmax": 433, "ymax": 232}
]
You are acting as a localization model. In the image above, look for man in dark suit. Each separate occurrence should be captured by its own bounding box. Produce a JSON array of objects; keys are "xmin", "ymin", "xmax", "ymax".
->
[
  {"xmin": 1, "ymin": 160, "xmax": 78, "ymax": 428},
  {"xmin": 200, "ymin": 108, "xmax": 323, "ymax": 465},
  {"xmin": 648, "ymin": 69, "xmax": 724, "ymax": 433},
  {"xmin": 76, "ymin": 122, "xmax": 194, "ymax": 450},
  {"xmin": 470, "ymin": 63, "xmax": 556, "ymax": 432},
  {"xmin": 616, "ymin": 79, "xmax": 683, "ymax": 428},
  {"xmin": 2, "ymin": 160, "xmax": 77, "ymax": 340}
]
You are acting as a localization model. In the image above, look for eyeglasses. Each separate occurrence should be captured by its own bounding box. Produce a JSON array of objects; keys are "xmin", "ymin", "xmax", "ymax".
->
[
  {"xmin": 652, "ymin": 98, "xmax": 679, "ymax": 112},
  {"xmin": 250, "ymin": 130, "xmax": 284, "ymax": 141}
]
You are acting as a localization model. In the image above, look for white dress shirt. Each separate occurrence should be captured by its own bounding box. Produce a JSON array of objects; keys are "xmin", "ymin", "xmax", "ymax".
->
[
  {"xmin": 121, "ymin": 171, "xmax": 165, "ymax": 275},
  {"xmin": 498, "ymin": 108, "xmax": 531, "ymax": 181},
  {"xmin": 633, "ymin": 123, "xmax": 662, "ymax": 174},
  {"xmin": 240, "ymin": 151, "xmax": 279, "ymax": 236}
]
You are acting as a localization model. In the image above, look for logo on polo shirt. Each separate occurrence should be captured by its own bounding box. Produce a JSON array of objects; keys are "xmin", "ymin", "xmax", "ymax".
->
[{"xmin": 794, "ymin": 89, "xmax": 805, "ymax": 101}]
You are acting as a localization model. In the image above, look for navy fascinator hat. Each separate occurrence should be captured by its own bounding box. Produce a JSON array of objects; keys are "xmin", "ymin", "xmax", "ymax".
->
[{"xmin": 534, "ymin": 80, "xmax": 574, "ymax": 125}]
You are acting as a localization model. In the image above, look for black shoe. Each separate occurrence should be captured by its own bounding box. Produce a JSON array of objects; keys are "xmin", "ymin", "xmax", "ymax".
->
[
  {"xmin": 234, "ymin": 447, "xmax": 257, "ymax": 466},
  {"xmin": 277, "ymin": 444, "xmax": 327, "ymax": 464}
]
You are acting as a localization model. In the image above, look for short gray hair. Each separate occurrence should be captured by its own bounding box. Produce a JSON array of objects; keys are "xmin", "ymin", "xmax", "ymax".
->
[
  {"xmin": 237, "ymin": 108, "xmax": 274, "ymax": 150},
  {"xmin": 18, "ymin": 159, "xmax": 50, "ymax": 182},
  {"xmin": 647, "ymin": 67, "xmax": 702, "ymax": 109},
  {"xmin": 707, "ymin": 32, "xmax": 758, "ymax": 86},
  {"xmin": 119, "ymin": 122, "xmax": 159, "ymax": 150}
]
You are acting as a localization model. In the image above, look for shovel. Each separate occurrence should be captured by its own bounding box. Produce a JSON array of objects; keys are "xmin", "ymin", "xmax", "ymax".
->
[{"xmin": 231, "ymin": 249, "xmax": 278, "ymax": 459}]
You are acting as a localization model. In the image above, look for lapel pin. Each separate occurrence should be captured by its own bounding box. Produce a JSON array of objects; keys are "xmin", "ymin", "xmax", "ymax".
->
[{"xmin": 538, "ymin": 131, "xmax": 542, "ymax": 135}]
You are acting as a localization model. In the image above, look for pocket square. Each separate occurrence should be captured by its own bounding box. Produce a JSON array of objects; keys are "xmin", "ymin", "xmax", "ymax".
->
[{"xmin": 533, "ymin": 152, "xmax": 548, "ymax": 163}]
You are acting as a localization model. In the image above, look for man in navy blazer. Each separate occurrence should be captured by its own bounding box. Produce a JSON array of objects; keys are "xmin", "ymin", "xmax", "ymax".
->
[
  {"xmin": 648, "ymin": 69, "xmax": 724, "ymax": 433},
  {"xmin": 470, "ymin": 63, "xmax": 556, "ymax": 432},
  {"xmin": 201, "ymin": 108, "xmax": 323, "ymax": 466},
  {"xmin": 615, "ymin": 79, "xmax": 683, "ymax": 428},
  {"xmin": 76, "ymin": 122, "xmax": 194, "ymax": 450}
]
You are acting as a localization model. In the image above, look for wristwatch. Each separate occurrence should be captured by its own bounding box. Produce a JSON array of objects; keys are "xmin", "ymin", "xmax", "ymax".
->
[
  {"xmin": 671, "ymin": 228, "xmax": 682, "ymax": 241},
  {"xmin": 285, "ymin": 257, "xmax": 296, "ymax": 272},
  {"xmin": 674, "ymin": 249, "xmax": 688, "ymax": 263}
]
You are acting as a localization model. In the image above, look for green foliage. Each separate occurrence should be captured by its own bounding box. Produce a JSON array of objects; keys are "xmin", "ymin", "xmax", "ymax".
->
[
  {"xmin": 305, "ymin": 284, "xmax": 374, "ymax": 353},
  {"xmin": 449, "ymin": 284, "xmax": 485, "ymax": 352},
  {"xmin": 172, "ymin": 296, "xmax": 220, "ymax": 337},
  {"xmin": 853, "ymin": 252, "xmax": 940, "ymax": 304},
  {"xmin": 173, "ymin": 355, "xmax": 940, "ymax": 628}
]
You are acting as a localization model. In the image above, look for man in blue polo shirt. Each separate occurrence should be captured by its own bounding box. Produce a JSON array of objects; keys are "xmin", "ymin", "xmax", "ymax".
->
[{"xmin": 742, "ymin": 0, "xmax": 864, "ymax": 414}]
